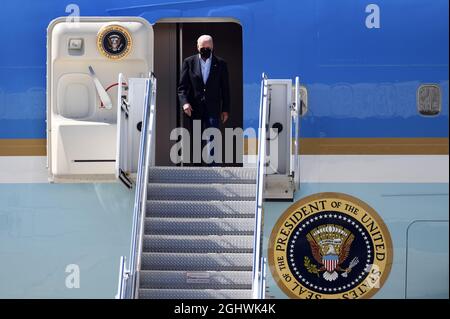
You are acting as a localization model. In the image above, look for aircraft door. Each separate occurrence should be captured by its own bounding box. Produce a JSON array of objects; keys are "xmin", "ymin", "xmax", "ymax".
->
[
  {"xmin": 263, "ymin": 77, "xmax": 301, "ymax": 200},
  {"xmin": 47, "ymin": 17, "xmax": 154, "ymax": 182}
]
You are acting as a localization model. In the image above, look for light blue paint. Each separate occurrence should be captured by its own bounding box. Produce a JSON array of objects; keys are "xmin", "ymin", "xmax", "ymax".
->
[
  {"xmin": 0, "ymin": 183, "xmax": 134, "ymax": 298},
  {"xmin": 406, "ymin": 221, "xmax": 449, "ymax": 299},
  {"xmin": 0, "ymin": 0, "xmax": 448, "ymax": 138},
  {"xmin": 262, "ymin": 183, "xmax": 449, "ymax": 299},
  {"xmin": 0, "ymin": 182, "xmax": 448, "ymax": 298}
]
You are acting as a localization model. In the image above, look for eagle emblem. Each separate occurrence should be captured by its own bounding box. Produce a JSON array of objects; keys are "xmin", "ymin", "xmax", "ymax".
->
[
  {"xmin": 306, "ymin": 224, "xmax": 359, "ymax": 281},
  {"xmin": 107, "ymin": 34, "xmax": 124, "ymax": 53}
]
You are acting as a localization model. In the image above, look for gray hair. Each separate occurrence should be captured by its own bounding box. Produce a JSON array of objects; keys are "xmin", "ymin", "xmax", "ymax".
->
[{"xmin": 197, "ymin": 35, "xmax": 213, "ymax": 46}]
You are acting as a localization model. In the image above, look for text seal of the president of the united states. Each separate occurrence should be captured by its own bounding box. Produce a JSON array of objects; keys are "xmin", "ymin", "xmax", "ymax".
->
[{"xmin": 268, "ymin": 192, "xmax": 393, "ymax": 299}]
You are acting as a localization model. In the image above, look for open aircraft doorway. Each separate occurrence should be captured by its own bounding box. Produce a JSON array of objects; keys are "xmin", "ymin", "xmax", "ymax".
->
[{"xmin": 153, "ymin": 19, "xmax": 243, "ymax": 166}]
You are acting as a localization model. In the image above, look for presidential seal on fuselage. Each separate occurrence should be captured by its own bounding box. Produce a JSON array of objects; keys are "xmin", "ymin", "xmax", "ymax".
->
[{"xmin": 268, "ymin": 192, "xmax": 393, "ymax": 299}]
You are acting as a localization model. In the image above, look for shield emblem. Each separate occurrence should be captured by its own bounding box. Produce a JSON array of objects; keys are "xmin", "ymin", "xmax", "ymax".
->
[{"xmin": 323, "ymin": 254, "xmax": 339, "ymax": 272}]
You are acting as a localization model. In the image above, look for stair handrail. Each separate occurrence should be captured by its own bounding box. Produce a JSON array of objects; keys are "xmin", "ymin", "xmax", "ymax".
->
[
  {"xmin": 251, "ymin": 73, "xmax": 269, "ymax": 299},
  {"xmin": 260, "ymin": 257, "xmax": 267, "ymax": 299},
  {"xmin": 293, "ymin": 76, "xmax": 301, "ymax": 190},
  {"xmin": 120, "ymin": 74, "xmax": 157, "ymax": 299},
  {"xmin": 116, "ymin": 255, "xmax": 127, "ymax": 299}
]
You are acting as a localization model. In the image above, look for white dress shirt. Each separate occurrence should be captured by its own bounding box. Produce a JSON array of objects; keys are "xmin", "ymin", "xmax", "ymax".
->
[{"xmin": 199, "ymin": 53, "xmax": 212, "ymax": 84}]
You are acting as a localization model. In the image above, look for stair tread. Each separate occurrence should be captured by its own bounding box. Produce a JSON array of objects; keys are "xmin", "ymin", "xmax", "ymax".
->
[
  {"xmin": 138, "ymin": 288, "xmax": 252, "ymax": 299},
  {"xmin": 147, "ymin": 183, "xmax": 256, "ymax": 201},
  {"xmin": 143, "ymin": 235, "xmax": 253, "ymax": 253},
  {"xmin": 144, "ymin": 234, "xmax": 254, "ymax": 239},
  {"xmin": 148, "ymin": 167, "xmax": 256, "ymax": 184},
  {"xmin": 139, "ymin": 270, "xmax": 252, "ymax": 290},
  {"xmin": 141, "ymin": 252, "xmax": 253, "ymax": 271},
  {"xmin": 144, "ymin": 217, "xmax": 255, "ymax": 235},
  {"xmin": 146, "ymin": 200, "xmax": 255, "ymax": 218},
  {"xmin": 149, "ymin": 166, "xmax": 256, "ymax": 171}
]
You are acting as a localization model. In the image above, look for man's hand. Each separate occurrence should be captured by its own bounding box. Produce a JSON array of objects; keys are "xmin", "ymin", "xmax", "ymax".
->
[
  {"xmin": 221, "ymin": 112, "xmax": 229, "ymax": 124},
  {"xmin": 183, "ymin": 103, "xmax": 193, "ymax": 117}
]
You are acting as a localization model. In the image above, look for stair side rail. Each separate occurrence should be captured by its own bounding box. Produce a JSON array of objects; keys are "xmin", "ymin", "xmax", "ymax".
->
[
  {"xmin": 117, "ymin": 74, "xmax": 157, "ymax": 299},
  {"xmin": 292, "ymin": 76, "xmax": 301, "ymax": 190},
  {"xmin": 251, "ymin": 73, "xmax": 269, "ymax": 299}
]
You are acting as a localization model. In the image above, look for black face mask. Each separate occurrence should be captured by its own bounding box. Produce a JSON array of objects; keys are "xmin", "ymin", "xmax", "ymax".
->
[{"xmin": 199, "ymin": 47, "xmax": 212, "ymax": 59}]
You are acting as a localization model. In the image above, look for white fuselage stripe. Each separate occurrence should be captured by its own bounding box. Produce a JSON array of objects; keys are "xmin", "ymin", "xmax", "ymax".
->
[
  {"xmin": 0, "ymin": 155, "xmax": 448, "ymax": 183},
  {"xmin": 245, "ymin": 155, "xmax": 449, "ymax": 183}
]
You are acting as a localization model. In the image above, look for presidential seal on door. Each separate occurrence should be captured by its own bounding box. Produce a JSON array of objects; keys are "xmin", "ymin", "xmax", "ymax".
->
[{"xmin": 97, "ymin": 24, "xmax": 132, "ymax": 60}]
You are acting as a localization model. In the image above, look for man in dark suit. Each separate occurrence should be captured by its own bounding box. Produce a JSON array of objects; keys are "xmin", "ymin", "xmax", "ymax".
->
[{"xmin": 178, "ymin": 35, "xmax": 230, "ymax": 165}]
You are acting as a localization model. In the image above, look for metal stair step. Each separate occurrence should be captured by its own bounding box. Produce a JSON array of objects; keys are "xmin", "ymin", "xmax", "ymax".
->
[
  {"xmin": 144, "ymin": 217, "xmax": 255, "ymax": 235},
  {"xmin": 147, "ymin": 183, "xmax": 256, "ymax": 201},
  {"xmin": 139, "ymin": 270, "xmax": 252, "ymax": 290},
  {"xmin": 138, "ymin": 288, "xmax": 252, "ymax": 299},
  {"xmin": 148, "ymin": 166, "xmax": 256, "ymax": 184},
  {"xmin": 143, "ymin": 235, "xmax": 253, "ymax": 253},
  {"xmin": 141, "ymin": 252, "xmax": 253, "ymax": 271},
  {"xmin": 146, "ymin": 200, "xmax": 256, "ymax": 218}
]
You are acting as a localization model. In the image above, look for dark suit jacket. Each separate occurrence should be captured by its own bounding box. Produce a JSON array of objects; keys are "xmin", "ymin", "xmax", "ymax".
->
[{"xmin": 178, "ymin": 54, "xmax": 230, "ymax": 119}]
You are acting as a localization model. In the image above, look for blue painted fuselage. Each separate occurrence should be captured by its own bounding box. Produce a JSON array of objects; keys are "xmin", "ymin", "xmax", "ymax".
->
[{"xmin": 0, "ymin": 0, "xmax": 448, "ymax": 138}]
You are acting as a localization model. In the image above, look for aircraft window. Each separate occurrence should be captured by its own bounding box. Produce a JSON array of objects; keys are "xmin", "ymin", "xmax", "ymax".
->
[{"xmin": 417, "ymin": 84, "xmax": 441, "ymax": 116}]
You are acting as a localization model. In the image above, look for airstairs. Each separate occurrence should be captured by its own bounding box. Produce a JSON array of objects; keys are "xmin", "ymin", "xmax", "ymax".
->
[
  {"xmin": 138, "ymin": 166, "xmax": 257, "ymax": 299},
  {"xmin": 116, "ymin": 73, "xmax": 301, "ymax": 299}
]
